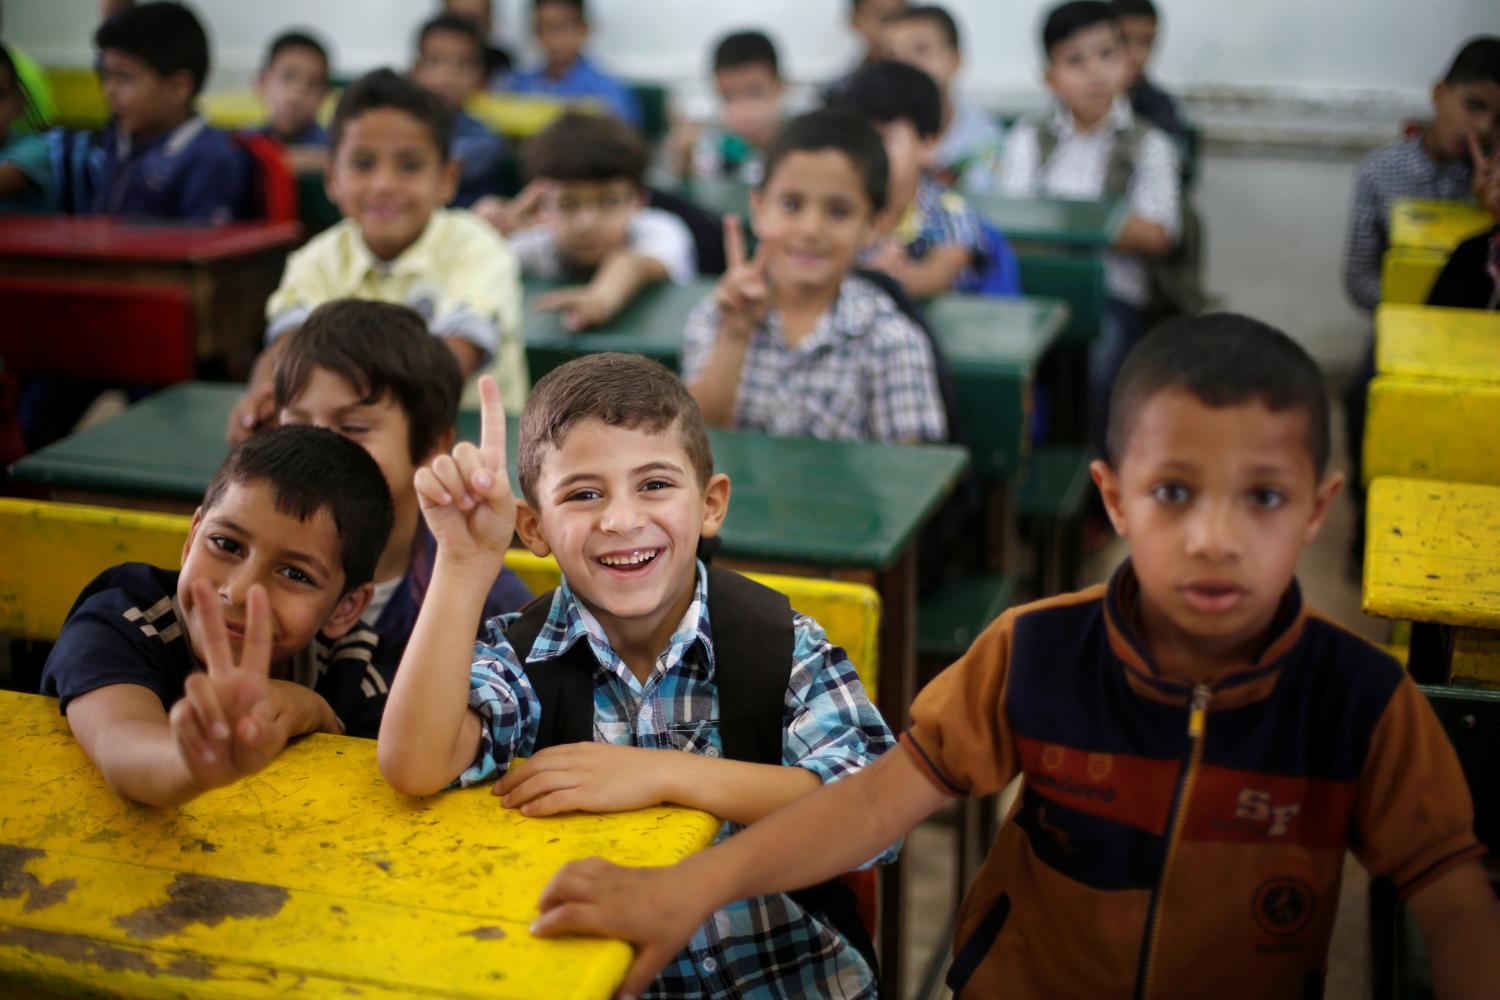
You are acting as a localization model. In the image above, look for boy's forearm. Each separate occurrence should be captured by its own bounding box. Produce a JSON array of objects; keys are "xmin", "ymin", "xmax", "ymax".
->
[
  {"xmin": 661, "ymin": 754, "xmax": 821, "ymax": 826},
  {"xmin": 687, "ymin": 325, "xmax": 752, "ymax": 426},
  {"xmin": 1411, "ymin": 861, "xmax": 1500, "ymax": 999},
  {"xmin": 377, "ymin": 558, "xmax": 496, "ymax": 794},
  {"xmin": 92, "ymin": 719, "xmax": 210, "ymax": 807},
  {"xmin": 1114, "ymin": 215, "xmax": 1173, "ymax": 256},
  {"xmin": 897, "ymin": 245, "xmax": 971, "ymax": 299},
  {"xmin": 590, "ymin": 251, "xmax": 669, "ymax": 316}
]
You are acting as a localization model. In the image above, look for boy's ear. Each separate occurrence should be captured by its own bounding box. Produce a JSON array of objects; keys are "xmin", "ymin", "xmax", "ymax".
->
[
  {"xmin": 321, "ymin": 582, "xmax": 373, "ymax": 639},
  {"xmin": 1089, "ymin": 459, "xmax": 1128, "ymax": 539},
  {"xmin": 182, "ymin": 505, "xmax": 206, "ymax": 564},
  {"xmin": 166, "ymin": 69, "xmax": 196, "ymax": 108},
  {"xmin": 699, "ymin": 473, "xmax": 731, "ymax": 539},
  {"xmin": 1302, "ymin": 472, "xmax": 1346, "ymax": 546},
  {"xmin": 514, "ymin": 498, "xmax": 552, "ymax": 557}
]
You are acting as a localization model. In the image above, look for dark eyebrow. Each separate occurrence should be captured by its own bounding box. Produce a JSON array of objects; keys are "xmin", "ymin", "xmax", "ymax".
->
[
  {"xmin": 209, "ymin": 516, "xmax": 332, "ymax": 580},
  {"xmin": 552, "ymin": 462, "xmax": 686, "ymax": 492}
]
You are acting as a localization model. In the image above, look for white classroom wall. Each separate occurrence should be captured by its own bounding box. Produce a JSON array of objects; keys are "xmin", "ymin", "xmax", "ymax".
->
[{"xmin": 6, "ymin": 0, "xmax": 1498, "ymax": 369}]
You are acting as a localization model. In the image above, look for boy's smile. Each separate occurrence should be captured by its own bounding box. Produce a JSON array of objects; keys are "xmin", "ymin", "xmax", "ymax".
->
[
  {"xmin": 1092, "ymin": 388, "xmax": 1342, "ymax": 678},
  {"xmin": 751, "ymin": 149, "xmax": 876, "ymax": 297},
  {"xmin": 326, "ymin": 108, "xmax": 458, "ymax": 261},
  {"xmin": 517, "ymin": 418, "xmax": 729, "ymax": 674}
]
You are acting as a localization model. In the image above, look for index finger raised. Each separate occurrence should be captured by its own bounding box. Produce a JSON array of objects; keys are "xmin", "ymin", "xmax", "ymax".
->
[{"xmin": 476, "ymin": 375, "xmax": 508, "ymax": 472}]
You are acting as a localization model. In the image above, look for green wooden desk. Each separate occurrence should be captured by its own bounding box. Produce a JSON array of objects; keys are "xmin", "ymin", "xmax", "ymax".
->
[
  {"xmin": 9, "ymin": 382, "xmax": 970, "ymax": 993},
  {"xmin": 522, "ymin": 278, "xmax": 1067, "ymax": 484},
  {"xmin": 0, "ymin": 691, "xmax": 717, "ymax": 998},
  {"xmin": 969, "ymin": 193, "xmax": 1127, "ymax": 249}
]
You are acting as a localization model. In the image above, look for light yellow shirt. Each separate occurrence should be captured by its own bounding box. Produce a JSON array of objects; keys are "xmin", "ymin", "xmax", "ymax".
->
[{"xmin": 265, "ymin": 208, "xmax": 528, "ymax": 410}]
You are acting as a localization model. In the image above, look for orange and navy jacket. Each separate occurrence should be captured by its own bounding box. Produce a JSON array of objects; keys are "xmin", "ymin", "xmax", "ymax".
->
[{"xmin": 903, "ymin": 562, "xmax": 1483, "ymax": 999}]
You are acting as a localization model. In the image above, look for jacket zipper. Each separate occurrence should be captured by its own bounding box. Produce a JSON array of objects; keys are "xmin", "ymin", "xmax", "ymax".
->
[{"xmin": 1134, "ymin": 682, "xmax": 1210, "ymax": 1000}]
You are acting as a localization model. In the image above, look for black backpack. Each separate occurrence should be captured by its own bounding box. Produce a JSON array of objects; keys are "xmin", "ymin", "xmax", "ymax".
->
[{"xmin": 505, "ymin": 565, "xmax": 880, "ymax": 977}]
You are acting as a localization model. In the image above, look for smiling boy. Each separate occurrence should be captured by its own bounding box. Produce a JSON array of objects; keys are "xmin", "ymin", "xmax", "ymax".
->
[
  {"xmin": 530, "ymin": 314, "xmax": 1500, "ymax": 999},
  {"xmin": 377, "ymin": 358, "xmax": 894, "ymax": 997},
  {"xmin": 41, "ymin": 426, "xmax": 394, "ymax": 807}
]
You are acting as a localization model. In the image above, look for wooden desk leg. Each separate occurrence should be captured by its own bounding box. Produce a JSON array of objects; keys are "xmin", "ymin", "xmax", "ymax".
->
[
  {"xmin": 875, "ymin": 549, "xmax": 917, "ymax": 998},
  {"xmin": 1408, "ymin": 623, "xmax": 1454, "ymax": 685}
]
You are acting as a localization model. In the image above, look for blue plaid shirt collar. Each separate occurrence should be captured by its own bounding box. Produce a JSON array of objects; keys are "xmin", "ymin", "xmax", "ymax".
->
[{"xmin": 525, "ymin": 560, "xmax": 716, "ymax": 688}]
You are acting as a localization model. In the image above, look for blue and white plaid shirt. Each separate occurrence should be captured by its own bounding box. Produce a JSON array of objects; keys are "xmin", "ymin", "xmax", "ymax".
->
[
  {"xmin": 459, "ymin": 562, "xmax": 895, "ymax": 999},
  {"xmin": 681, "ymin": 275, "xmax": 949, "ymax": 443}
]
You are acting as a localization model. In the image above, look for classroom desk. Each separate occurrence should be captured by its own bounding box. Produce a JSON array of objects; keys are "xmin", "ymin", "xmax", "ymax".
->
[
  {"xmin": 8, "ymin": 381, "xmax": 967, "ymax": 994},
  {"xmin": 522, "ymin": 277, "xmax": 1068, "ymax": 484},
  {"xmin": 968, "ymin": 193, "xmax": 1127, "ymax": 249},
  {"xmin": 0, "ymin": 690, "xmax": 717, "ymax": 998},
  {"xmin": 1363, "ymin": 478, "xmax": 1500, "ymax": 683},
  {"xmin": 1363, "ymin": 375, "xmax": 1500, "ymax": 487},
  {"xmin": 1380, "ymin": 248, "xmax": 1450, "ymax": 305},
  {"xmin": 1375, "ymin": 304, "xmax": 1500, "ymax": 383},
  {"xmin": 1388, "ymin": 198, "xmax": 1493, "ymax": 254},
  {"xmin": 0, "ymin": 217, "xmax": 302, "ymax": 377}
]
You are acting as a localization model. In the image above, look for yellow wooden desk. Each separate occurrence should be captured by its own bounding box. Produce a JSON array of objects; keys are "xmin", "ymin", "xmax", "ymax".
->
[
  {"xmin": 1376, "ymin": 304, "xmax": 1500, "ymax": 383},
  {"xmin": 0, "ymin": 691, "xmax": 719, "ymax": 999},
  {"xmin": 1363, "ymin": 478, "xmax": 1500, "ymax": 683},
  {"xmin": 1363, "ymin": 376, "xmax": 1500, "ymax": 486},
  {"xmin": 1389, "ymin": 198, "xmax": 1492, "ymax": 254},
  {"xmin": 1380, "ymin": 248, "xmax": 1450, "ymax": 305}
]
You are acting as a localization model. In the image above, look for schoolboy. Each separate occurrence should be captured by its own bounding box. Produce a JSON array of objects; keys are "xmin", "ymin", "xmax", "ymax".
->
[
  {"xmin": 999, "ymin": 0, "xmax": 1180, "ymax": 446},
  {"xmin": 228, "ymin": 68, "xmax": 526, "ymax": 443},
  {"xmin": 0, "ymin": 42, "xmax": 54, "ymax": 212},
  {"xmin": 256, "ymin": 30, "xmax": 331, "ymax": 172},
  {"xmin": 666, "ymin": 30, "xmax": 786, "ymax": 186},
  {"xmin": 475, "ymin": 110, "xmax": 694, "ymax": 331},
  {"xmin": 443, "ymin": 0, "xmax": 515, "ymax": 83},
  {"xmin": 531, "ymin": 313, "xmax": 1500, "ymax": 999},
  {"xmin": 377, "ymin": 357, "xmax": 895, "ymax": 998},
  {"xmin": 502, "ymin": 0, "xmax": 641, "ymax": 128},
  {"xmin": 273, "ymin": 299, "xmax": 531, "ymax": 673},
  {"xmin": 88, "ymin": 1, "xmax": 246, "ymax": 221},
  {"xmin": 824, "ymin": 0, "xmax": 907, "ymax": 101},
  {"xmin": 839, "ymin": 59, "xmax": 997, "ymax": 299},
  {"xmin": 681, "ymin": 107, "xmax": 947, "ymax": 443},
  {"xmin": 1110, "ymin": 0, "xmax": 1188, "ymax": 142},
  {"xmin": 40, "ymin": 426, "xmax": 395, "ymax": 808},
  {"xmin": 412, "ymin": 14, "xmax": 506, "ymax": 208},
  {"xmin": 881, "ymin": 5, "xmax": 1005, "ymax": 194}
]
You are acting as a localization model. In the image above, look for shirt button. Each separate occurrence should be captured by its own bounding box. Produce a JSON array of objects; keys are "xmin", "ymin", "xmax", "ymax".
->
[
  {"xmin": 702, "ymin": 958, "xmax": 717, "ymax": 973},
  {"xmin": 704, "ymin": 746, "xmax": 720, "ymax": 758}
]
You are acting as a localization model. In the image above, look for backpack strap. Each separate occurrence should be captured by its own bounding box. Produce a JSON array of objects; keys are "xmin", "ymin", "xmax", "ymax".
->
[
  {"xmin": 1103, "ymin": 122, "xmax": 1146, "ymax": 199},
  {"xmin": 507, "ymin": 593, "xmax": 596, "ymax": 750},
  {"xmin": 704, "ymin": 566, "xmax": 793, "ymax": 766}
]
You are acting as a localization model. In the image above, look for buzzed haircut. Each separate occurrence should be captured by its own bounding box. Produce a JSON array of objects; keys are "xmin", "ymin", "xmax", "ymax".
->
[
  {"xmin": 1041, "ymin": 0, "xmax": 1121, "ymax": 57},
  {"xmin": 887, "ymin": 6, "xmax": 962, "ymax": 52},
  {"xmin": 273, "ymin": 299, "xmax": 462, "ymax": 465},
  {"xmin": 1443, "ymin": 36, "xmax": 1500, "ymax": 87},
  {"xmin": 518, "ymin": 353, "xmax": 713, "ymax": 506},
  {"xmin": 523, "ymin": 110, "xmax": 648, "ymax": 183},
  {"xmin": 1110, "ymin": 0, "xmax": 1158, "ymax": 21},
  {"xmin": 329, "ymin": 67, "xmax": 453, "ymax": 160},
  {"xmin": 202, "ymin": 425, "xmax": 395, "ymax": 594},
  {"xmin": 263, "ymin": 30, "xmax": 330, "ymax": 74},
  {"xmin": 418, "ymin": 13, "xmax": 485, "ymax": 59},
  {"xmin": 713, "ymin": 30, "xmax": 780, "ymax": 77},
  {"xmin": 535, "ymin": 0, "xmax": 586, "ymax": 15},
  {"xmin": 94, "ymin": 1, "xmax": 211, "ymax": 96},
  {"xmin": 761, "ymin": 107, "xmax": 890, "ymax": 212},
  {"xmin": 835, "ymin": 59, "xmax": 944, "ymax": 139},
  {"xmin": 1106, "ymin": 312, "xmax": 1331, "ymax": 476}
]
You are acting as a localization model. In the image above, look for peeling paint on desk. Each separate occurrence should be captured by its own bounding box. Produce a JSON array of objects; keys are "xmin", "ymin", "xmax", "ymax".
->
[{"xmin": 114, "ymin": 873, "xmax": 289, "ymax": 940}]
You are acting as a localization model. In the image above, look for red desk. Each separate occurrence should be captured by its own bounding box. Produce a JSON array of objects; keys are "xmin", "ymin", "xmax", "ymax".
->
[{"xmin": 0, "ymin": 218, "xmax": 302, "ymax": 380}]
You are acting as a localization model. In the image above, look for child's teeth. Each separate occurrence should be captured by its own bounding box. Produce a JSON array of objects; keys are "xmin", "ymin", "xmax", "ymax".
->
[{"xmin": 601, "ymin": 550, "xmax": 656, "ymax": 566}]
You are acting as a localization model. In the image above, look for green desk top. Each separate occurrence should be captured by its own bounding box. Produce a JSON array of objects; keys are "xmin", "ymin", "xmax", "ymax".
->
[
  {"xmin": 12, "ymin": 382, "xmax": 969, "ymax": 570},
  {"xmin": 968, "ymin": 193, "xmax": 1127, "ymax": 249},
  {"xmin": 651, "ymin": 175, "xmax": 750, "ymax": 221}
]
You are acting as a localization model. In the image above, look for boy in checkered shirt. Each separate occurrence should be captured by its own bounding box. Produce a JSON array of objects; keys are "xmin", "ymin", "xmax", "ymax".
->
[{"xmin": 680, "ymin": 108, "xmax": 948, "ymax": 443}]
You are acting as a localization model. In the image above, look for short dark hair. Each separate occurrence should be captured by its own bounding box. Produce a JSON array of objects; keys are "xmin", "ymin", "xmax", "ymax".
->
[
  {"xmin": 94, "ymin": 1, "xmax": 210, "ymax": 96},
  {"xmin": 761, "ymin": 107, "xmax": 889, "ymax": 212},
  {"xmin": 1444, "ymin": 36, "xmax": 1500, "ymax": 87},
  {"xmin": 418, "ymin": 13, "xmax": 485, "ymax": 60},
  {"xmin": 202, "ymin": 426, "xmax": 394, "ymax": 594},
  {"xmin": 1042, "ymin": 1, "xmax": 1121, "ymax": 57},
  {"xmin": 329, "ymin": 68, "xmax": 452, "ymax": 160},
  {"xmin": 713, "ymin": 30, "xmax": 780, "ymax": 76},
  {"xmin": 835, "ymin": 59, "xmax": 943, "ymax": 139},
  {"xmin": 518, "ymin": 353, "xmax": 712, "ymax": 506},
  {"xmin": 523, "ymin": 110, "xmax": 647, "ymax": 183},
  {"xmin": 1106, "ymin": 313, "xmax": 1331, "ymax": 476},
  {"xmin": 273, "ymin": 299, "xmax": 462, "ymax": 465},
  {"xmin": 886, "ymin": 6, "xmax": 961, "ymax": 51},
  {"xmin": 534, "ymin": 0, "xmax": 586, "ymax": 16},
  {"xmin": 1110, "ymin": 0, "xmax": 1158, "ymax": 21},
  {"xmin": 263, "ymin": 30, "xmax": 330, "ymax": 74}
]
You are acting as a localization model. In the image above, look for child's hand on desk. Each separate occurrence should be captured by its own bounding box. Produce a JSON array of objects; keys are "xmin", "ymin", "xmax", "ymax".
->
[
  {"xmin": 533, "ymin": 858, "xmax": 709, "ymax": 997},
  {"xmin": 415, "ymin": 375, "xmax": 516, "ymax": 574},
  {"xmin": 226, "ymin": 382, "xmax": 277, "ymax": 445},
  {"xmin": 170, "ymin": 581, "xmax": 290, "ymax": 790},
  {"xmin": 713, "ymin": 214, "xmax": 771, "ymax": 341},
  {"xmin": 494, "ymin": 743, "xmax": 677, "ymax": 816},
  {"xmin": 473, "ymin": 180, "xmax": 552, "ymax": 237},
  {"xmin": 532, "ymin": 285, "xmax": 616, "ymax": 331}
]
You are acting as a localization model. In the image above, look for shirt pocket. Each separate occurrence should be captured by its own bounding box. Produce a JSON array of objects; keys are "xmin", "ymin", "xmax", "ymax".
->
[{"xmin": 662, "ymin": 719, "xmax": 720, "ymax": 756}]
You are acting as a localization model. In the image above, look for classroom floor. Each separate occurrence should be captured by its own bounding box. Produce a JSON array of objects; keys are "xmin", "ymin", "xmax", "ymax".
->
[{"xmin": 898, "ymin": 387, "xmax": 1386, "ymax": 999}]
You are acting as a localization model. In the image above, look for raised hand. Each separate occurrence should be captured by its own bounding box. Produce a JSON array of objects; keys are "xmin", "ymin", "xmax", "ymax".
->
[
  {"xmin": 169, "ymin": 580, "xmax": 284, "ymax": 790},
  {"xmin": 713, "ymin": 214, "xmax": 771, "ymax": 341},
  {"xmin": 472, "ymin": 180, "xmax": 553, "ymax": 236},
  {"xmin": 414, "ymin": 375, "xmax": 517, "ymax": 571}
]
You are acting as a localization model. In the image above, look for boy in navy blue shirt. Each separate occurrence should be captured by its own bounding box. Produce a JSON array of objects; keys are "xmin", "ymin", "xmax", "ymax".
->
[
  {"xmin": 501, "ymin": 0, "xmax": 642, "ymax": 128},
  {"xmin": 256, "ymin": 30, "xmax": 331, "ymax": 172},
  {"xmin": 87, "ymin": 1, "xmax": 245, "ymax": 221},
  {"xmin": 41, "ymin": 426, "xmax": 395, "ymax": 807},
  {"xmin": 412, "ymin": 14, "xmax": 505, "ymax": 208}
]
